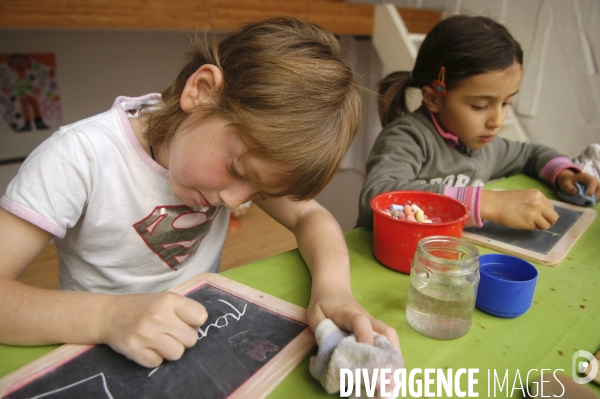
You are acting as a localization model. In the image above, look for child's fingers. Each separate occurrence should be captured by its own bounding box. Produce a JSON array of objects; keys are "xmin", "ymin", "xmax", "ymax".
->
[
  {"xmin": 588, "ymin": 182, "xmax": 600, "ymax": 200},
  {"xmin": 152, "ymin": 334, "xmax": 187, "ymax": 362},
  {"xmin": 370, "ymin": 318, "xmax": 400, "ymax": 352},
  {"xmin": 348, "ymin": 313, "xmax": 375, "ymax": 347},
  {"xmin": 535, "ymin": 216, "xmax": 552, "ymax": 230},
  {"xmin": 565, "ymin": 181, "xmax": 579, "ymax": 195},
  {"xmin": 165, "ymin": 318, "xmax": 199, "ymax": 349},
  {"xmin": 576, "ymin": 174, "xmax": 600, "ymax": 198},
  {"xmin": 132, "ymin": 347, "xmax": 165, "ymax": 369},
  {"xmin": 569, "ymin": 172, "xmax": 600, "ymax": 198},
  {"xmin": 535, "ymin": 205, "xmax": 558, "ymax": 230},
  {"xmin": 174, "ymin": 296, "xmax": 208, "ymax": 329},
  {"xmin": 347, "ymin": 316, "xmax": 400, "ymax": 352},
  {"xmin": 133, "ymin": 338, "xmax": 185, "ymax": 367},
  {"xmin": 544, "ymin": 206, "xmax": 559, "ymax": 226}
]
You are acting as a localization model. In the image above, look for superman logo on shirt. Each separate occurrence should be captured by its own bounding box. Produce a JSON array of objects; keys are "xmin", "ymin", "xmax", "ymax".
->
[{"xmin": 133, "ymin": 205, "xmax": 220, "ymax": 270}]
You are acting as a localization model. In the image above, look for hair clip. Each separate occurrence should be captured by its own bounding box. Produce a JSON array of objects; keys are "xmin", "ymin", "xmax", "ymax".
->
[{"xmin": 431, "ymin": 66, "xmax": 447, "ymax": 96}]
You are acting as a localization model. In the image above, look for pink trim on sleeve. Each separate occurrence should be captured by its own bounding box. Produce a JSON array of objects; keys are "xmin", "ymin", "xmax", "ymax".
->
[
  {"xmin": 539, "ymin": 157, "xmax": 582, "ymax": 187},
  {"xmin": 443, "ymin": 186, "xmax": 483, "ymax": 228},
  {"xmin": 0, "ymin": 196, "xmax": 65, "ymax": 238}
]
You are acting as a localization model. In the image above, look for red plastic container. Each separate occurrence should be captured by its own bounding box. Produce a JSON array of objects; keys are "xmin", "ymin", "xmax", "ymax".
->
[{"xmin": 370, "ymin": 190, "xmax": 470, "ymax": 274}]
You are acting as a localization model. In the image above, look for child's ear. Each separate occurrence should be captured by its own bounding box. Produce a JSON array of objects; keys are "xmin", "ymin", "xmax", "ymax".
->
[
  {"xmin": 421, "ymin": 86, "xmax": 441, "ymax": 113},
  {"xmin": 180, "ymin": 64, "xmax": 223, "ymax": 112}
]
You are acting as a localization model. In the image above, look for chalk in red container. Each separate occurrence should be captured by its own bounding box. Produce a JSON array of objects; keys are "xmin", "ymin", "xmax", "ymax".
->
[{"xmin": 387, "ymin": 202, "xmax": 435, "ymax": 224}]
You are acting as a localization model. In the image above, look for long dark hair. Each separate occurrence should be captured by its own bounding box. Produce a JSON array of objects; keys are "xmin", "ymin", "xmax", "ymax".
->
[{"xmin": 377, "ymin": 15, "xmax": 523, "ymax": 126}]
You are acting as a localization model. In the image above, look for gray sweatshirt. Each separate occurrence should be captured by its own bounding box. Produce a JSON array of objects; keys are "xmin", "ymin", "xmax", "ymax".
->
[{"xmin": 358, "ymin": 110, "xmax": 574, "ymax": 228}]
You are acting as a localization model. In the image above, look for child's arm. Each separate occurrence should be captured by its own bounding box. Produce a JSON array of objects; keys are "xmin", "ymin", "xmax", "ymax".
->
[
  {"xmin": 254, "ymin": 197, "xmax": 400, "ymax": 351},
  {"xmin": 0, "ymin": 207, "xmax": 207, "ymax": 368}
]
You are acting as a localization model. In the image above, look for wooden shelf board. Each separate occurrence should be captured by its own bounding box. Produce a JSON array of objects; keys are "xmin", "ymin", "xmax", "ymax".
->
[{"xmin": 0, "ymin": 0, "xmax": 441, "ymax": 35}]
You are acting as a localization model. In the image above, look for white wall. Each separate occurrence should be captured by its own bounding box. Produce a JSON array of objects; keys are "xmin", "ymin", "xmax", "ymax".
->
[
  {"xmin": 0, "ymin": 29, "xmax": 195, "ymax": 160},
  {"xmin": 0, "ymin": 28, "xmax": 195, "ymax": 218}
]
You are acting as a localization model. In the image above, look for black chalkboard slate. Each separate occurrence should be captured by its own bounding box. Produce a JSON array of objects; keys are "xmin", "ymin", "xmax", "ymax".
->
[
  {"xmin": 465, "ymin": 205, "xmax": 581, "ymax": 255},
  {"xmin": 0, "ymin": 275, "xmax": 315, "ymax": 399},
  {"xmin": 462, "ymin": 200, "xmax": 597, "ymax": 265}
]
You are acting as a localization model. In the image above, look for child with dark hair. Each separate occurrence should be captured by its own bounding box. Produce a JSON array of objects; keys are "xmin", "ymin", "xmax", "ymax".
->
[
  {"xmin": 359, "ymin": 15, "xmax": 599, "ymax": 229},
  {"xmin": 0, "ymin": 17, "xmax": 399, "ymax": 368}
]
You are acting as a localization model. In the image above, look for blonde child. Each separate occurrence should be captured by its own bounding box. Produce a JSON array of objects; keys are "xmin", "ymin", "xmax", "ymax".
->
[
  {"xmin": 359, "ymin": 15, "xmax": 600, "ymax": 230},
  {"xmin": 0, "ymin": 17, "xmax": 398, "ymax": 368}
]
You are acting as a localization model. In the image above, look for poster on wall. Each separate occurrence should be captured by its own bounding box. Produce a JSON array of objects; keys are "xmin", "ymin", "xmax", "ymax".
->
[{"xmin": 0, "ymin": 52, "xmax": 63, "ymax": 163}]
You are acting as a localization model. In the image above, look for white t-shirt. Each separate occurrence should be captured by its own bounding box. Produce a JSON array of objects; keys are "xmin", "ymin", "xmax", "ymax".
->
[{"xmin": 1, "ymin": 94, "xmax": 230, "ymax": 294}]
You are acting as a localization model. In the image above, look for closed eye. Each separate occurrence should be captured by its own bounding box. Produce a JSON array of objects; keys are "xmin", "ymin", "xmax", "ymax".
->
[
  {"xmin": 471, "ymin": 104, "xmax": 486, "ymax": 110},
  {"xmin": 229, "ymin": 162, "xmax": 243, "ymax": 179}
]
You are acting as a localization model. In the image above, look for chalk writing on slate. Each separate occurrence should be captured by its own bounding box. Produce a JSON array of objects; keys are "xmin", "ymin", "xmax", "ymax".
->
[
  {"xmin": 4, "ymin": 284, "xmax": 308, "ymax": 399},
  {"xmin": 464, "ymin": 205, "xmax": 582, "ymax": 255}
]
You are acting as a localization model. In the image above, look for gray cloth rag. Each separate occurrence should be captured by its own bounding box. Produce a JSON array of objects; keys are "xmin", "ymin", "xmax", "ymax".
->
[
  {"xmin": 574, "ymin": 143, "xmax": 600, "ymax": 180},
  {"xmin": 309, "ymin": 319, "xmax": 404, "ymax": 398}
]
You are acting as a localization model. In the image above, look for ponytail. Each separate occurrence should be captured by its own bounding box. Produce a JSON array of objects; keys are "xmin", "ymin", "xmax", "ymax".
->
[{"xmin": 377, "ymin": 71, "xmax": 413, "ymax": 127}]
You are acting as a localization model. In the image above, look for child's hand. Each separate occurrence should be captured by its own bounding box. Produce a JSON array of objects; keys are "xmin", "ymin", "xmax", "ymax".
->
[
  {"xmin": 100, "ymin": 292, "xmax": 207, "ymax": 368},
  {"xmin": 481, "ymin": 189, "xmax": 558, "ymax": 230},
  {"xmin": 556, "ymin": 170, "xmax": 600, "ymax": 201},
  {"xmin": 307, "ymin": 286, "xmax": 400, "ymax": 353}
]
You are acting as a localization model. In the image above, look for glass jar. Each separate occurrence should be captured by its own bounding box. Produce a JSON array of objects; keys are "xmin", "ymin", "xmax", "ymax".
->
[{"xmin": 406, "ymin": 236, "xmax": 480, "ymax": 339}]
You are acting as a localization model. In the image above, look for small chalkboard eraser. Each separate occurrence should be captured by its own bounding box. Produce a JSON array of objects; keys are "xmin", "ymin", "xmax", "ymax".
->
[{"xmin": 557, "ymin": 183, "xmax": 596, "ymax": 207}]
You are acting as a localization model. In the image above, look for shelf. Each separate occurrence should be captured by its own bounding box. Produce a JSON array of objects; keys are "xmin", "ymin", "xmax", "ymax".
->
[{"xmin": 0, "ymin": 0, "xmax": 442, "ymax": 36}]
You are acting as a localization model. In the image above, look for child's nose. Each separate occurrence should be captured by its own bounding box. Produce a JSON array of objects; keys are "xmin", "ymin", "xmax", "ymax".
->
[
  {"xmin": 487, "ymin": 107, "xmax": 504, "ymax": 129},
  {"xmin": 219, "ymin": 183, "xmax": 257, "ymax": 210}
]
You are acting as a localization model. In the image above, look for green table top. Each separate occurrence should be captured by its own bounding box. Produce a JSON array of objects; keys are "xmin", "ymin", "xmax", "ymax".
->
[{"xmin": 1, "ymin": 174, "xmax": 599, "ymax": 398}]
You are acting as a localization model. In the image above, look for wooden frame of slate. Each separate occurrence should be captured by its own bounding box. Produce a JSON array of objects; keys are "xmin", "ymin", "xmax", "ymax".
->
[
  {"xmin": 462, "ymin": 200, "xmax": 597, "ymax": 265},
  {"xmin": 0, "ymin": 273, "xmax": 316, "ymax": 399}
]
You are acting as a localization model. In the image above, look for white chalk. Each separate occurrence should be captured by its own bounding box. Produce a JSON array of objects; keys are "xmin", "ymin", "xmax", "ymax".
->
[{"xmin": 411, "ymin": 204, "xmax": 422, "ymax": 213}]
